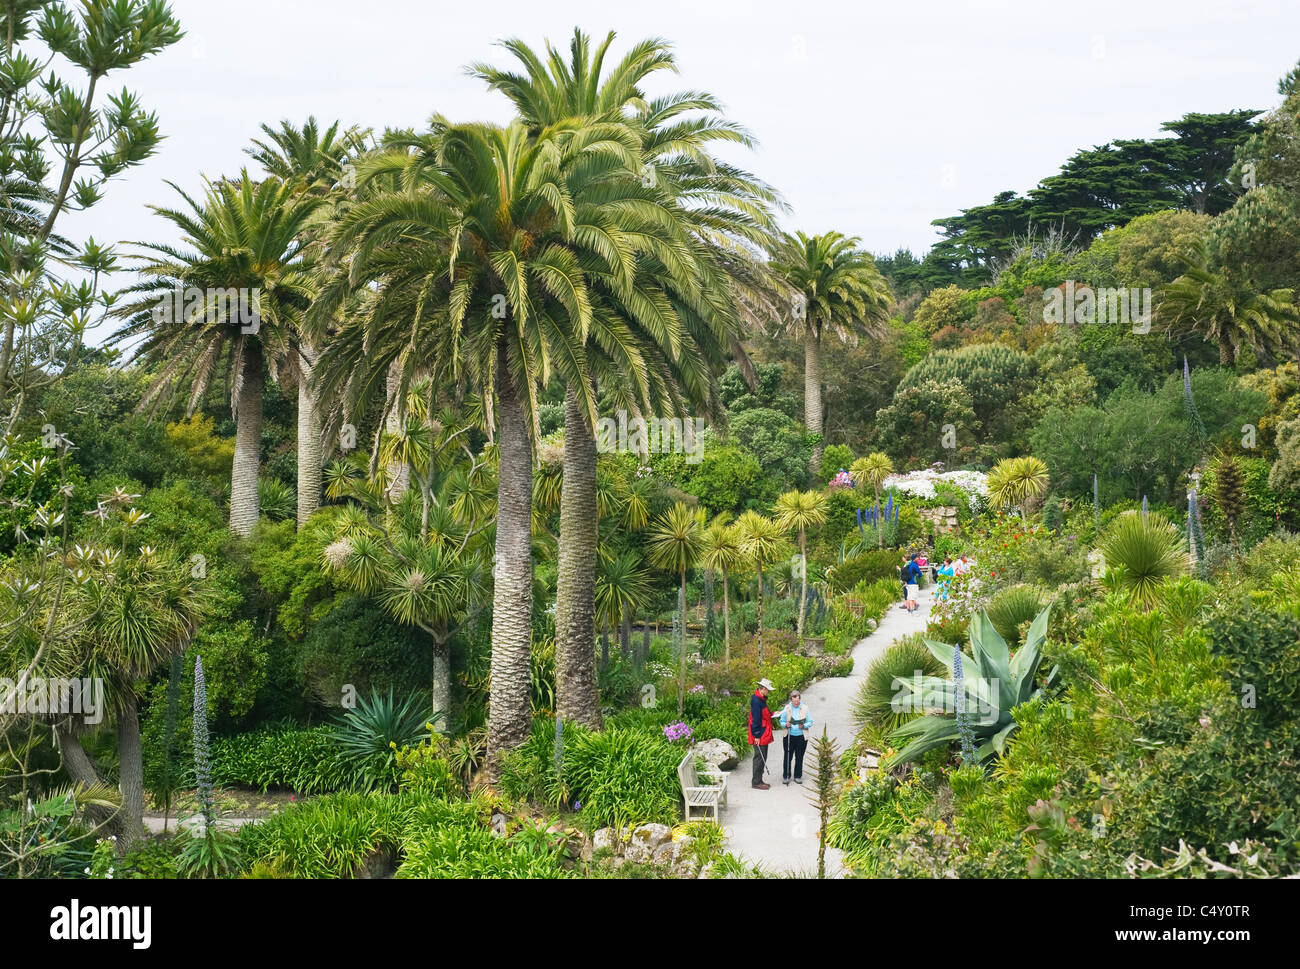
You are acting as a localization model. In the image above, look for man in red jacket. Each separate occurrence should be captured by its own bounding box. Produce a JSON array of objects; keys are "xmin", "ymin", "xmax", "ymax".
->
[{"xmin": 748, "ymin": 678, "xmax": 775, "ymax": 789}]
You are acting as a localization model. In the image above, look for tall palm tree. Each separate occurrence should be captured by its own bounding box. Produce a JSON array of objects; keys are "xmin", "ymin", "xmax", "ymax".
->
[
  {"xmin": 851, "ymin": 452, "xmax": 894, "ymax": 547},
  {"xmin": 474, "ymin": 28, "xmax": 784, "ymax": 730},
  {"xmin": 1158, "ymin": 239, "xmax": 1298, "ymax": 366},
  {"xmin": 310, "ymin": 119, "xmax": 664, "ymax": 771},
  {"xmin": 986, "ymin": 456, "xmax": 1050, "ymax": 517},
  {"xmin": 735, "ymin": 509, "xmax": 789, "ymax": 665},
  {"xmin": 246, "ymin": 118, "xmax": 372, "ymax": 525},
  {"xmin": 698, "ymin": 515, "xmax": 744, "ymax": 668},
  {"xmin": 112, "ymin": 173, "xmax": 322, "ymax": 536},
  {"xmin": 594, "ymin": 549, "xmax": 652, "ymax": 664},
  {"xmin": 773, "ymin": 231, "xmax": 892, "ymax": 474},
  {"xmin": 646, "ymin": 502, "xmax": 705, "ymax": 715},
  {"xmin": 773, "ymin": 489, "xmax": 829, "ymax": 637}
]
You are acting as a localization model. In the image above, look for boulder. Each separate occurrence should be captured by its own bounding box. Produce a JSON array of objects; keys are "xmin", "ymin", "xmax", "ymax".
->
[
  {"xmin": 625, "ymin": 822, "xmax": 673, "ymax": 863},
  {"xmin": 489, "ymin": 812, "xmax": 507, "ymax": 838},
  {"xmin": 693, "ymin": 738, "xmax": 739, "ymax": 772},
  {"xmin": 592, "ymin": 827, "xmax": 617, "ymax": 855}
]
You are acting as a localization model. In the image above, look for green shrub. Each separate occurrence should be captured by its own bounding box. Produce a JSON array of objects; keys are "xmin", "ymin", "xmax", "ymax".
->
[
  {"xmin": 333, "ymin": 689, "xmax": 434, "ymax": 793},
  {"xmin": 397, "ymin": 800, "xmax": 571, "ymax": 878},
  {"xmin": 826, "ymin": 548, "xmax": 901, "ymax": 593},
  {"xmin": 565, "ymin": 728, "xmax": 683, "ymax": 828},
  {"xmin": 762, "ymin": 654, "xmax": 817, "ymax": 700},
  {"xmin": 239, "ymin": 791, "xmax": 417, "ymax": 878},
  {"xmin": 211, "ymin": 725, "xmax": 354, "ymax": 794}
]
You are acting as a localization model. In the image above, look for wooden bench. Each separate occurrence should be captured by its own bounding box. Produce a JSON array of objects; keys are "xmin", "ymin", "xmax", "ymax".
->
[{"xmin": 678, "ymin": 753, "xmax": 728, "ymax": 822}]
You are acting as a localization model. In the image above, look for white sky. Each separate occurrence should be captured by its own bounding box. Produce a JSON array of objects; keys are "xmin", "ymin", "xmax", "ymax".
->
[{"xmin": 64, "ymin": 0, "xmax": 1300, "ymax": 342}]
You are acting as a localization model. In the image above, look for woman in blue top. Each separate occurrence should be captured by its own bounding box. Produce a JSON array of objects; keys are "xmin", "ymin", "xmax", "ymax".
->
[{"xmin": 778, "ymin": 691, "xmax": 814, "ymax": 785}]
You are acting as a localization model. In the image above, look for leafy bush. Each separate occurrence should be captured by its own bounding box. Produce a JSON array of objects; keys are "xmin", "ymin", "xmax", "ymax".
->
[
  {"xmin": 211, "ymin": 725, "xmax": 353, "ymax": 794},
  {"xmin": 239, "ymin": 791, "xmax": 417, "ymax": 878},
  {"xmin": 295, "ymin": 595, "xmax": 433, "ymax": 705},
  {"xmin": 826, "ymin": 548, "xmax": 901, "ymax": 593},
  {"xmin": 396, "ymin": 800, "xmax": 571, "ymax": 878},
  {"xmin": 853, "ymin": 633, "xmax": 947, "ymax": 730},
  {"xmin": 565, "ymin": 728, "xmax": 683, "ymax": 828},
  {"xmin": 985, "ymin": 584, "xmax": 1048, "ymax": 647}
]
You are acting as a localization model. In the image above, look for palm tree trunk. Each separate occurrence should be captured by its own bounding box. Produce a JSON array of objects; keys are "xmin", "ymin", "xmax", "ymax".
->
[
  {"xmin": 385, "ymin": 357, "xmax": 410, "ymax": 502},
  {"xmin": 721, "ymin": 568, "xmax": 732, "ymax": 669},
  {"xmin": 115, "ymin": 690, "xmax": 147, "ymax": 850},
  {"xmin": 230, "ymin": 342, "xmax": 263, "ymax": 537},
  {"xmin": 430, "ymin": 630, "xmax": 451, "ymax": 728},
  {"xmin": 619, "ymin": 613, "xmax": 631, "ymax": 659},
  {"xmin": 296, "ymin": 343, "xmax": 322, "ymax": 526},
  {"xmin": 804, "ymin": 328, "xmax": 824, "ymax": 475},
  {"xmin": 756, "ymin": 566, "xmax": 765, "ymax": 666},
  {"xmin": 55, "ymin": 724, "xmax": 117, "ymax": 834},
  {"xmin": 797, "ymin": 528, "xmax": 808, "ymax": 638},
  {"xmin": 1219, "ymin": 334, "xmax": 1233, "ymax": 367},
  {"xmin": 554, "ymin": 386, "xmax": 602, "ymax": 730},
  {"xmin": 676, "ymin": 569, "xmax": 687, "ymax": 716},
  {"xmin": 486, "ymin": 340, "xmax": 534, "ymax": 779}
]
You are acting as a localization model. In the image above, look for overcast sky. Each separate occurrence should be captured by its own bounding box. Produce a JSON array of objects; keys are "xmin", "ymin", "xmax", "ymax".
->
[{"xmin": 65, "ymin": 0, "xmax": 1300, "ymax": 341}]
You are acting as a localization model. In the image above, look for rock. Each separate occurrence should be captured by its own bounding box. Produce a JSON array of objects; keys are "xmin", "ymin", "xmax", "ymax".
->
[
  {"xmin": 592, "ymin": 827, "xmax": 616, "ymax": 855},
  {"xmin": 490, "ymin": 812, "xmax": 507, "ymax": 838},
  {"xmin": 693, "ymin": 738, "xmax": 738, "ymax": 772},
  {"xmin": 625, "ymin": 822, "xmax": 672, "ymax": 862},
  {"xmin": 651, "ymin": 840, "xmax": 680, "ymax": 866}
]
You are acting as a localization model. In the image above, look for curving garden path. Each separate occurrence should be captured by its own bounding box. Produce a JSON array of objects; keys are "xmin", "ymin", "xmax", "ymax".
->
[{"xmin": 719, "ymin": 585, "xmax": 934, "ymax": 876}]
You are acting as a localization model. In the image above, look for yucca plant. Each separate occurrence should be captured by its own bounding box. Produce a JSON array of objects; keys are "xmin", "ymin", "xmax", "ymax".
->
[
  {"xmin": 773, "ymin": 489, "xmax": 829, "ymax": 638},
  {"xmin": 258, "ymin": 479, "xmax": 297, "ymax": 522},
  {"xmin": 887, "ymin": 606, "xmax": 1055, "ymax": 765},
  {"xmin": 647, "ymin": 502, "xmax": 706, "ymax": 715},
  {"xmin": 1099, "ymin": 511, "xmax": 1186, "ymax": 609},
  {"xmin": 986, "ymin": 456, "xmax": 1049, "ymax": 516},
  {"xmin": 986, "ymin": 584, "xmax": 1047, "ymax": 648},
  {"xmin": 333, "ymin": 689, "xmax": 435, "ymax": 792},
  {"xmin": 852, "ymin": 634, "xmax": 946, "ymax": 730}
]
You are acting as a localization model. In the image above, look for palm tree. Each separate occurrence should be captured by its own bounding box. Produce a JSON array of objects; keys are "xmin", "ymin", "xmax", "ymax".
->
[
  {"xmin": 310, "ymin": 119, "xmax": 648, "ymax": 772},
  {"xmin": 851, "ymin": 452, "xmax": 893, "ymax": 547},
  {"xmin": 773, "ymin": 489, "xmax": 829, "ymax": 637},
  {"xmin": 474, "ymin": 28, "xmax": 783, "ymax": 730},
  {"xmin": 986, "ymin": 456, "xmax": 1050, "ymax": 517},
  {"xmin": 1158, "ymin": 239, "xmax": 1298, "ymax": 366},
  {"xmin": 112, "ymin": 173, "xmax": 322, "ymax": 536},
  {"xmin": 698, "ymin": 516, "xmax": 744, "ymax": 668},
  {"xmin": 245, "ymin": 118, "xmax": 371, "ymax": 525},
  {"xmin": 735, "ymin": 510, "xmax": 789, "ymax": 665},
  {"xmin": 594, "ymin": 549, "xmax": 652, "ymax": 665},
  {"xmin": 646, "ymin": 502, "xmax": 705, "ymax": 715},
  {"xmin": 773, "ymin": 231, "xmax": 892, "ymax": 474}
]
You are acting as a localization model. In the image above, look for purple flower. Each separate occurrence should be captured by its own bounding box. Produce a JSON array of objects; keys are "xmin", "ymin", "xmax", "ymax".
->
[
  {"xmin": 663, "ymin": 721, "xmax": 693, "ymax": 743},
  {"xmin": 689, "ymin": 684, "xmax": 705, "ymax": 695}
]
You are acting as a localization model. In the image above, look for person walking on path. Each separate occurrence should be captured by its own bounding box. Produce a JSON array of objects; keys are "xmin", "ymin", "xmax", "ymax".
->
[
  {"xmin": 936, "ymin": 556, "xmax": 955, "ymax": 601},
  {"xmin": 748, "ymin": 678, "xmax": 775, "ymax": 790},
  {"xmin": 901, "ymin": 554, "xmax": 922, "ymax": 613},
  {"xmin": 778, "ymin": 690, "xmax": 814, "ymax": 785}
]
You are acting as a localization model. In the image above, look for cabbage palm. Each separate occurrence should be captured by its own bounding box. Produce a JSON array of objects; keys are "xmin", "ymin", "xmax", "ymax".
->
[
  {"xmin": 112, "ymin": 173, "xmax": 322, "ymax": 536},
  {"xmin": 773, "ymin": 231, "xmax": 892, "ymax": 473},
  {"xmin": 647, "ymin": 502, "xmax": 706, "ymax": 715},
  {"xmin": 986, "ymin": 456, "xmax": 1050, "ymax": 517},
  {"xmin": 773, "ymin": 488, "xmax": 828, "ymax": 637},
  {"xmin": 1157, "ymin": 239, "xmax": 1298, "ymax": 366},
  {"xmin": 594, "ymin": 549, "xmax": 652, "ymax": 663},
  {"xmin": 474, "ymin": 28, "xmax": 782, "ymax": 729},
  {"xmin": 851, "ymin": 452, "xmax": 893, "ymax": 547},
  {"xmin": 309, "ymin": 119, "xmax": 648, "ymax": 772},
  {"xmin": 735, "ymin": 510, "xmax": 790, "ymax": 664},
  {"xmin": 698, "ymin": 516, "xmax": 745, "ymax": 668},
  {"xmin": 1099, "ymin": 511, "xmax": 1187, "ymax": 609}
]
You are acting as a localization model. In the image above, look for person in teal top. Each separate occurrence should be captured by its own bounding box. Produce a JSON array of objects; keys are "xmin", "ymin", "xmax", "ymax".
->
[{"xmin": 778, "ymin": 691, "xmax": 814, "ymax": 785}]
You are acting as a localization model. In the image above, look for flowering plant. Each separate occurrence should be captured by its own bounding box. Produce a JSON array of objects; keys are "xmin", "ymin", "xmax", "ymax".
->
[{"xmin": 663, "ymin": 721, "xmax": 693, "ymax": 743}]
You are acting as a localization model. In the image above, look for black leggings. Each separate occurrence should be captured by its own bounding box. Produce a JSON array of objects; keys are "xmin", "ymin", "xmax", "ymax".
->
[{"xmin": 782, "ymin": 733, "xmax": 808, "ymax": 779}]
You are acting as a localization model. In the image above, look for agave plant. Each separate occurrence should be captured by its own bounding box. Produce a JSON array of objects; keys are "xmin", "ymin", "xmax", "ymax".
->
[
  {"xmin": 333, "ymin": 689, "xmax": 436, "ymax": 792},
  {"xmin": 1099, "ymin": 511, "xmax": 1186, "ymax": 609},
  {"xmin": 887, "ymin": 605, "xmax": 1055, "ymax": 765}
]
